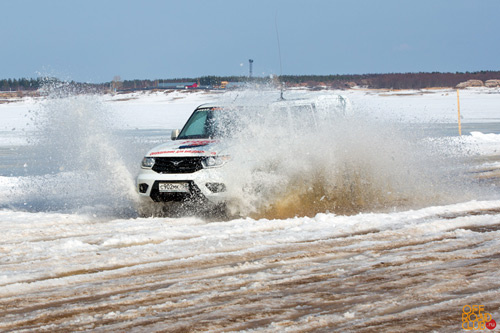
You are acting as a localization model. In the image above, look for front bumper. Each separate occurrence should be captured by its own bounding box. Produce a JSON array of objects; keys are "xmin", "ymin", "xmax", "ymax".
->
[{"xmin": 136, "ymin": 167, "xmax": 227, "ymax": 204}]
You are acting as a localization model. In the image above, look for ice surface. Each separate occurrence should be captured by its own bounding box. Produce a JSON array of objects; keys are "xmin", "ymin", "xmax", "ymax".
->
[{"xmin": 0, "ymin": 87, "xmax": 499, "ymax": 331}]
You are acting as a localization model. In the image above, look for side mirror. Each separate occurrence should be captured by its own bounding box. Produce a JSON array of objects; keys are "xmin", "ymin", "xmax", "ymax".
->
[{"xmin": 171, "ymin": 129, "xmax": 180, "ymax": 140}]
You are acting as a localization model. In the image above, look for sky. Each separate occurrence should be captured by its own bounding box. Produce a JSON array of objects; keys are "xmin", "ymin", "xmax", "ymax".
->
[{"xmin": 1, "ymin": 0, "xmax": 499, "ymax": 83}]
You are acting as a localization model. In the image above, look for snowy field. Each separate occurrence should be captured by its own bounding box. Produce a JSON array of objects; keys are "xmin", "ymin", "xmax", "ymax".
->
[{"xmin": 1, "ymin": 87, "xmax": 500, "ymax": 332}]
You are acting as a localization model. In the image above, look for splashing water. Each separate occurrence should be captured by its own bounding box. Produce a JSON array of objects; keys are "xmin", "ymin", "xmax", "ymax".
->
[
  {"xmin": 207, "ymin": 90, "xmax": 489, "ymax": 218},
  {"xmin": 15, "ymin": 83, "xmax": 139, "ymax": 217},
  {"xmin": 7, "ymin": 86, "xmax": 492, "ymax": 219}
]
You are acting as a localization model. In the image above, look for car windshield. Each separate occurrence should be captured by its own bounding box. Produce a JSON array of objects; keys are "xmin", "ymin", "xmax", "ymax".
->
[
  {"xmin": 176, "ymin": 102, "xmax": 321, "ymax": 140},
  {"xmin": 177, "ymin": 107, "xmax": 232, "ymax": 139}
]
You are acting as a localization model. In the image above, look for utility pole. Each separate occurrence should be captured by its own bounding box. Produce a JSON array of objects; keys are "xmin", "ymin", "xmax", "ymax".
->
[
  {"xmin": 457, "ymin": 89, "xmax": 462, "ymax": 136},
  {"xmin": 249, "ymin": 59, "xmax": 254, "ymax": 78}
]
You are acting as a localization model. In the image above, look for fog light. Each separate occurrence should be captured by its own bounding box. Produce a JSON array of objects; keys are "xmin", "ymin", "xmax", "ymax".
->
[
  {"xmin": 206, "ymin": 182, "xmax": 226, "ymax": 193},
  {"xmin": 138, "ymin": 183, "xmax": 149, "ymax": 193}
]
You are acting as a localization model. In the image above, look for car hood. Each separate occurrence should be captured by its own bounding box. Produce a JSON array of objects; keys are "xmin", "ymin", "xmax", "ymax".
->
[{"xmin": 146, "ymin": 139, "xmax": 221, "ymax": 157}]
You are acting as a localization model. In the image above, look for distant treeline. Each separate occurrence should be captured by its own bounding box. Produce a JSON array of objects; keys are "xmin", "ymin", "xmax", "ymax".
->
[
  {"xmin": 0, "ymin": 77, "xmax": 107, "ymax": 93},
  {"xmin": 2, "ymin": 71, "xmax": 500, "ymax": 91},
  {"xmin": 118, "ymin": 76, "xmax": 252, "ymax": 90},
  {"xmin": 283, "ymin": 71, "xmax": 500, "ymax": 89},
  {"xmin": 1, "ymin": 78, "xmax": 44, "ymax": 91}
]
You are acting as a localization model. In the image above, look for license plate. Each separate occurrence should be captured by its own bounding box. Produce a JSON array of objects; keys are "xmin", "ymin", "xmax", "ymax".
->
[{"xmin": 158, "ymin": 182, "xmax": 190, "ymax": 193}]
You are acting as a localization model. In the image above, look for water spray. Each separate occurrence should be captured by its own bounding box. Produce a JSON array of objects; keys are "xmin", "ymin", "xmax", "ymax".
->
[{"xmin": 275, "ymin": 12, "xmax": 285, "ymax": 101}]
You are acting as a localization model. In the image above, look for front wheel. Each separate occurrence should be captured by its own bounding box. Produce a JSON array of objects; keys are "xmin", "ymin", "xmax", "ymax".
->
[{"xmin": 136, "ymin": 198, "xmax": 231, "ymax": 220}]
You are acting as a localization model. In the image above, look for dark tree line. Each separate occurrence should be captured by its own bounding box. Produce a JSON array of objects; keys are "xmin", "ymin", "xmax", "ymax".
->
[
  {"xmin": 0, "ymin": 77, "xmax": 109, "ymax": 93},
  {"xmin": 281, "ymin": 71, "xmax": 500, "ymax": 89},
  {"xmin": 2, "ymin": 71, "xmax": 500, "ymax": 92},
  {"xmin": 119, "ymin": 76, "xmax": 265, "ymax": 90},
  {"xmin": 0, "ymin": 78, "xmax": 44, "ymax": 91},
  {"xmin": 351, "ymin": 71, "xmax": 500, "ymax": 89}
]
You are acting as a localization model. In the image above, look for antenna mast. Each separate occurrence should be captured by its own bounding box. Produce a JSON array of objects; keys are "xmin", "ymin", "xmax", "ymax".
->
[{"xmin": 275, "ymin": 13, "xmax": 284, "ymax": 100}]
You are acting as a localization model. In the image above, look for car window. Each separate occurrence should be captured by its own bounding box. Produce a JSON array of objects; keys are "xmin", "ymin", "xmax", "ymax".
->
[
  {"xmin": 178, "ymin": 110, "xmax": 210, "ymax": 139},
  {"xmin": 289, "ymin": 104, "xmax": 317, "ymax": 129},
  {"xmin": 178, "ymin": 108, "xmax": 231, "ymax": 139}
]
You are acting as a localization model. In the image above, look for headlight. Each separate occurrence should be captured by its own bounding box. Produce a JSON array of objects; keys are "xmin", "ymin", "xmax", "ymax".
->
[
  {"xmin": 202, "ymin": 155, "xmax": 230, "ymax": 168},
  {"xmin": 141, "ymin": 156, "xmax": 155, "ymax": 168}
]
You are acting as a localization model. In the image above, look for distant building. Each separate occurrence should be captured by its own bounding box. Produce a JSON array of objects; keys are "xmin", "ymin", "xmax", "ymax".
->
[
  {"xmin": 225, "ymin": 82, "xmax": 246, "ymax": 89},
  {"xmin": 157, "ymin": 82, "xmax": 198, "ymax": 89},
  {"xmin": 219, "ymin": 81, "xmax": 246, "ymax": 89},
  {"xmin": 154, "ymin": 81, "xmax": 244, "ymax": 90}
]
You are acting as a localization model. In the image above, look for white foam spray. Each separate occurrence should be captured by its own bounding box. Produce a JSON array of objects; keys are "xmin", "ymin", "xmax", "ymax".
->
[
  {"xmin": 211, "ymin": 90, "xmax": 490, "ymax": 218},
  {"xmin": 8, "ymin": 85, "xmax": 493, "ymax": 220},
  {"xmin": 16, "ymin": 83, "xmax": 139, "ymax": 217}
]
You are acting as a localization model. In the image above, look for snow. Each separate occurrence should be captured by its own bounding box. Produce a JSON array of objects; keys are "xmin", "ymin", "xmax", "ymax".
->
[
  {"xmin": 470, "ymin": 131, "xmax": 500, "ymax": 143},
  {"xmin": 0, "ymin": 87, "xmax": 500, "ymax": 331},
  {"xmin": 345, "ymin": 87, "xmax": 500, "ymax": 123},
  {"xmin": 107, "ymin": 90, "xmax": 219, "ymax": 129}
]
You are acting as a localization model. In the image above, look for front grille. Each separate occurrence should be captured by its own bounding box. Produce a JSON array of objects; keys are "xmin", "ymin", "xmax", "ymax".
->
[{"xmin": 152, "ymin": 157, "xmax": 203, "ymax": 174}]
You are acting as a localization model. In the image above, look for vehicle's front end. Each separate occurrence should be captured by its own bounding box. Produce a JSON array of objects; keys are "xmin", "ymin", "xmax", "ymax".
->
[
  {"xmin": 136, "ymin": 142, "xmax": 229, "ymax": 204},
  {"xmin": 136, "ymin": 104, "xmax": 231, "ymax": 207}
]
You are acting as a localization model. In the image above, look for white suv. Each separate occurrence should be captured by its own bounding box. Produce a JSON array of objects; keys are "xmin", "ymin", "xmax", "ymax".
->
[
  {"xmin": 137, "ymin": 103, "xmax": 230, "ymax": 206},
  {"xmin": 136, "ymin": 95, "xmax": 351, "ymax": 209}
]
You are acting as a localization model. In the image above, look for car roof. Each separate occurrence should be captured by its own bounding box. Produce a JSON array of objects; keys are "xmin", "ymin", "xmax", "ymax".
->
[
  {"xmin": 194, "ymin": 93, "xmax": 351, "ymax": 114},
  {"xmin": 196, "ymin": 99, "xmax": 318, "ymax": 110}
]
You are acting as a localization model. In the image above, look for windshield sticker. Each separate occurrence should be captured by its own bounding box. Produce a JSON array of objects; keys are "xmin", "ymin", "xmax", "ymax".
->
[
  {"xmin": 179, "ymin": 144, "xmax": 209, "ymax": 149},
  {"xmin": 178, "ymin": 140, "xmax": 218, "ymax": 149},
  {"xmin": 180, "ymin": 140, "xmax": 217, "ymax": 145},
  {"xmin": 150, "ymin": 150, "xmax": 217, "ymax": 156}
]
